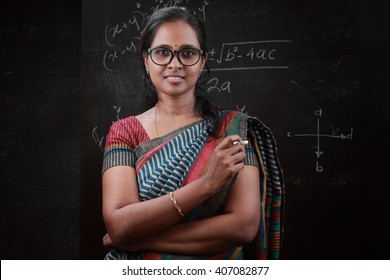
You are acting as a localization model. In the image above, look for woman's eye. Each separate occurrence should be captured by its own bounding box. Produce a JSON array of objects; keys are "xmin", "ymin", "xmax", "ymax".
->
[
  {"xmin": 182, "ymin": 49, "xmax": 195, "ymax": 56},
  {"xmin": 155, "ymin": 49, "xmax": 170, "ymax": 56}
]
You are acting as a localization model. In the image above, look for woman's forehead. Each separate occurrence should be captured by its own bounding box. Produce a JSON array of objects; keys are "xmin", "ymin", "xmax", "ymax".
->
[{"xmin": 151, "ymin": 20, "xmax": 200, "ymax": 48}]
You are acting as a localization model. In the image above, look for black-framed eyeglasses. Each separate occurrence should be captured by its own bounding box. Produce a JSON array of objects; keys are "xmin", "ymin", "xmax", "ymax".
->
[{"xmin": 147, "ymin": 47, "xmax": 204, "ymax": 66}]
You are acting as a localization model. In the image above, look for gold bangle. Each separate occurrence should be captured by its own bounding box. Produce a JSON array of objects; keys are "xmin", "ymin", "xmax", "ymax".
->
[{"xmin": 169, "ymin": 192, "xmax": 184, "ymax": 218}]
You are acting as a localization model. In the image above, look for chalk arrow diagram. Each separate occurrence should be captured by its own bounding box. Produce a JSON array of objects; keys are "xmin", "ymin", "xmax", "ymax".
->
[{"xmin": 315, "ymin": 151, "xmax": 324, "ymax": 158}]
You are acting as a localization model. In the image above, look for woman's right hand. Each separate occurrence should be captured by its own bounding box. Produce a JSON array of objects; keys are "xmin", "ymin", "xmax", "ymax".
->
[{"xmin": 203, "ymin": 135, "xmax": 246, "ymax": 193}]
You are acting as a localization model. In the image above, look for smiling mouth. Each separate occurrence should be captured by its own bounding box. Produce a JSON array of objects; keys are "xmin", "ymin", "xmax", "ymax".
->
[{"xmin": 165, "ymin": 76, "xmax": 184, "ymax": 82}]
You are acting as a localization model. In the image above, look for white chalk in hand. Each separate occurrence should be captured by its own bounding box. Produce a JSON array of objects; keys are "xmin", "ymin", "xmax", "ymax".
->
[{"xmin": 233, "ymin": 140, "xmax": 248, "ymax": 145}]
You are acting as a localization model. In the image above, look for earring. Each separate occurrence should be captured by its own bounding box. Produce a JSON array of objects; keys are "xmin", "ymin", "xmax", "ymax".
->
[{"xmin": 146, "ymin": 68, "xmax": 149, "ymax": 75}]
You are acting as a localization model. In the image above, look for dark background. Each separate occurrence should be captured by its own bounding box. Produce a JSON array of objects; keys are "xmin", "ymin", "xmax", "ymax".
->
[
  {"xmin": 1, "ymin": 0, "xmax": 389, "ymax": 259},
  {"xmin": 0, "ymin": 1, "xmax": 80, "ymax": 259}
]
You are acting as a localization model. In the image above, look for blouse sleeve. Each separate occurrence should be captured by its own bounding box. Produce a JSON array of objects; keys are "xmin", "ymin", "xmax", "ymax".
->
[{"xmin": 102, "ymin": 119, "xmax": 137, "ymax": 174}]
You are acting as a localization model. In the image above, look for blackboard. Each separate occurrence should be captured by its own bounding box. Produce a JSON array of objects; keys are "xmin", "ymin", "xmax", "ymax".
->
[
  {"xmin": 81, "ymin": 0, "xmax": 390, "ymax": 259},
  {"xmin": 0, "ymin": 1, "xmax": 81, "ymax": 259},
  {"xmin": 1, "ymin": 0, "xmax": 389, "ymax": 260}
]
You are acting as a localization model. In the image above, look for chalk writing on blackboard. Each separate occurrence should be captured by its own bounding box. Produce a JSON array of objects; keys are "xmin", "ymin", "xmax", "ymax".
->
[
  {"xmin": 208, "ymin": 40, "xmax": 291, "ymax": 71},
  {"xmin": 103, "ymin": 41, "xmax": 139, "ymax": 72},
  {"xmin": 289, "ymin": 172, "xmax": 352, "ymax": 187},
  {"xmin": 103, "ymin": 39, "xmax": 291, "ymax": 72},
  {"xmin": 92, "ymin": 127, "xmax": 105, "ymax": 152},
  {"xmin": 92, "ymin": 105, "xmax": 123, "ymax": 152},
  {"xmin": 287, "ymin": 109, "xmax": 353, "ymax": 172},
  {"xmin": 101, "ymin": 1, "xmax": 290, "ymax": 72},
  {"xmin": 102, "ymin": 0, "xmax": 210, "ymax": 71},
  {"xmin": 236, "ymin": 105, "xmax": 247, "ymax": 114},
  {"xmin": 207, "ymin": 78, "xmax": 231, "ymax": 94},
  {"xmin": 113, "ymin": 105, "xmax": 122, "ymax": 120}
]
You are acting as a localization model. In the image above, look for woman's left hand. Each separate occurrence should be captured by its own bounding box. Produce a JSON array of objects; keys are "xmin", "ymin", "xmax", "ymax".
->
[
  {"xmin": 102, "ymin": 233, "xmax": 114, "ymax": 249},
  {"xmin": 103, "ymin": 232, "xmax": 143, "ymax": 252}
]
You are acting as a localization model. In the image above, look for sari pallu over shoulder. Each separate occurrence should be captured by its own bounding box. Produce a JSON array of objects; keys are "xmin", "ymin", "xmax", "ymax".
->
[
  {"xmin": 104, "ymin": 110, "xmax": 284, "ymax": 260},
  {"xmin": 200, "ymin": 111, "xmax": 284, "ymax": 260}
]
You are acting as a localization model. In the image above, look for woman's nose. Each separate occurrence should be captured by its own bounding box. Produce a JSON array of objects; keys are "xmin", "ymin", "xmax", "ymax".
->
[{"xmin": 168, "ymin": 53, "xmax": 183, "ymax": 68}]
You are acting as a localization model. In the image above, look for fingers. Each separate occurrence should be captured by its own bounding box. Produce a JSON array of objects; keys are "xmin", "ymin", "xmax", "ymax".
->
[
  {"xmin": 230, "ymin": 148, "xmax": 246, "ymax": 164},
  {"xmin": 216, "ymin": 135, "xmax": 246, "ymax": 155},
  {"xmin": 102, "ymin": 233, "xmax": 109, "ymax": 241},
  {"xmin": 102, "ymin": 233, "xmax": 113, "ymax": 249},
  {"xmin": 217, "ymin": 135, "xmax": 242, "ymax": 150},
  {"xmin": 206, "ymin": 135, "xmax": 247, "ymax": 191},
  {"xmin": 214, "ymin": 135, "xmax": 246, "ymax": 170}
]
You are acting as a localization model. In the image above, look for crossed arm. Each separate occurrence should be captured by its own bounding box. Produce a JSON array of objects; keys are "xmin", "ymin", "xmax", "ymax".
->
[{"xmin": 102, "ymin": 135, "xmax": 260, "ymax": 255}]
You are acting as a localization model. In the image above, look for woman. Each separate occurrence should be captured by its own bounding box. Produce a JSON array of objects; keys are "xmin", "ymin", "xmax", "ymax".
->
[{"xmin": 102, "ymin": 7, "xmax": 284, "ymax": 260}]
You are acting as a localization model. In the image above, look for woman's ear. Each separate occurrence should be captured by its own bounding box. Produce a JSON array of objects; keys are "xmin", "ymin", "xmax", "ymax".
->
[
  {"xmin": 144, "ymin": 54, "xmax": 149, "ymax": 74},
  {"xmin": 200, "ymin": 52, "xmax": 208, "ymax": 71}
]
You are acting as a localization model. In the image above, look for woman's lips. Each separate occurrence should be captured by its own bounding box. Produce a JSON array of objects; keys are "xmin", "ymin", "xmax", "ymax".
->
[{"xmin": 165, "ymin": 75, "xmax": 184, "ymax": 84}]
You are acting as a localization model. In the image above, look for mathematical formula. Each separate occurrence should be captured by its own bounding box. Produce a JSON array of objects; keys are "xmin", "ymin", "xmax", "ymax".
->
[
  {"xmin": 101, "ymin": 1, "xmax": 290, "ymax": 72},
  {"xmin": 103, "ymin": 39, "xmax": 291, "ymax": 72},
  {"xmin": 207, "ymin": 40, "xmax": 291, "ymax": 71},
  {"xmin": 92, "ymin": 105, "xmax": 122, "ymax": 152},
  {"xmin": 288, "ymin": 109, "xmax": 353, "ymax": 172},
  {"xmin": 102, "ymin": 0, "xmax": 210, "ymax": 71}
]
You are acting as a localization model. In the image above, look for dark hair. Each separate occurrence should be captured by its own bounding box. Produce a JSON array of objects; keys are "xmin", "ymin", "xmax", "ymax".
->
[{"xmin": 138, "ymin": 6, "xmax": 221, "ymax": 136}]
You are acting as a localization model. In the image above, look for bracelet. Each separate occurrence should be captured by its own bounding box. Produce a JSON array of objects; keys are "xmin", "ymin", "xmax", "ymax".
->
[{"xmin": 169, "ymin": 192, "xmax": 184, "ymax": 218}]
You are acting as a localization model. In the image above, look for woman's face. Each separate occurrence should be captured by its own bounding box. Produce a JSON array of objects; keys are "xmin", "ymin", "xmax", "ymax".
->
[{"xmin": 145, "ymin": 20, "xmax": 207, "ymax": 99}]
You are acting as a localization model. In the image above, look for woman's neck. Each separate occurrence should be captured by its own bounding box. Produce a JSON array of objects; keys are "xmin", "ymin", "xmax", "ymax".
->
[
  {"xmin": 155, "ymin": 95, "xmax": 198, "ymax": 119},
  {"xmin": 152, "ymin": 95, "xmax": 201, "ymax": 138}
]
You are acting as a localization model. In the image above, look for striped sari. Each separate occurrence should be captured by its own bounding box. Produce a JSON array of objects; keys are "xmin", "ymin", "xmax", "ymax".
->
[{"xmin": 102, "ymin": 110, "xmax": 284, "ymax": 260}]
